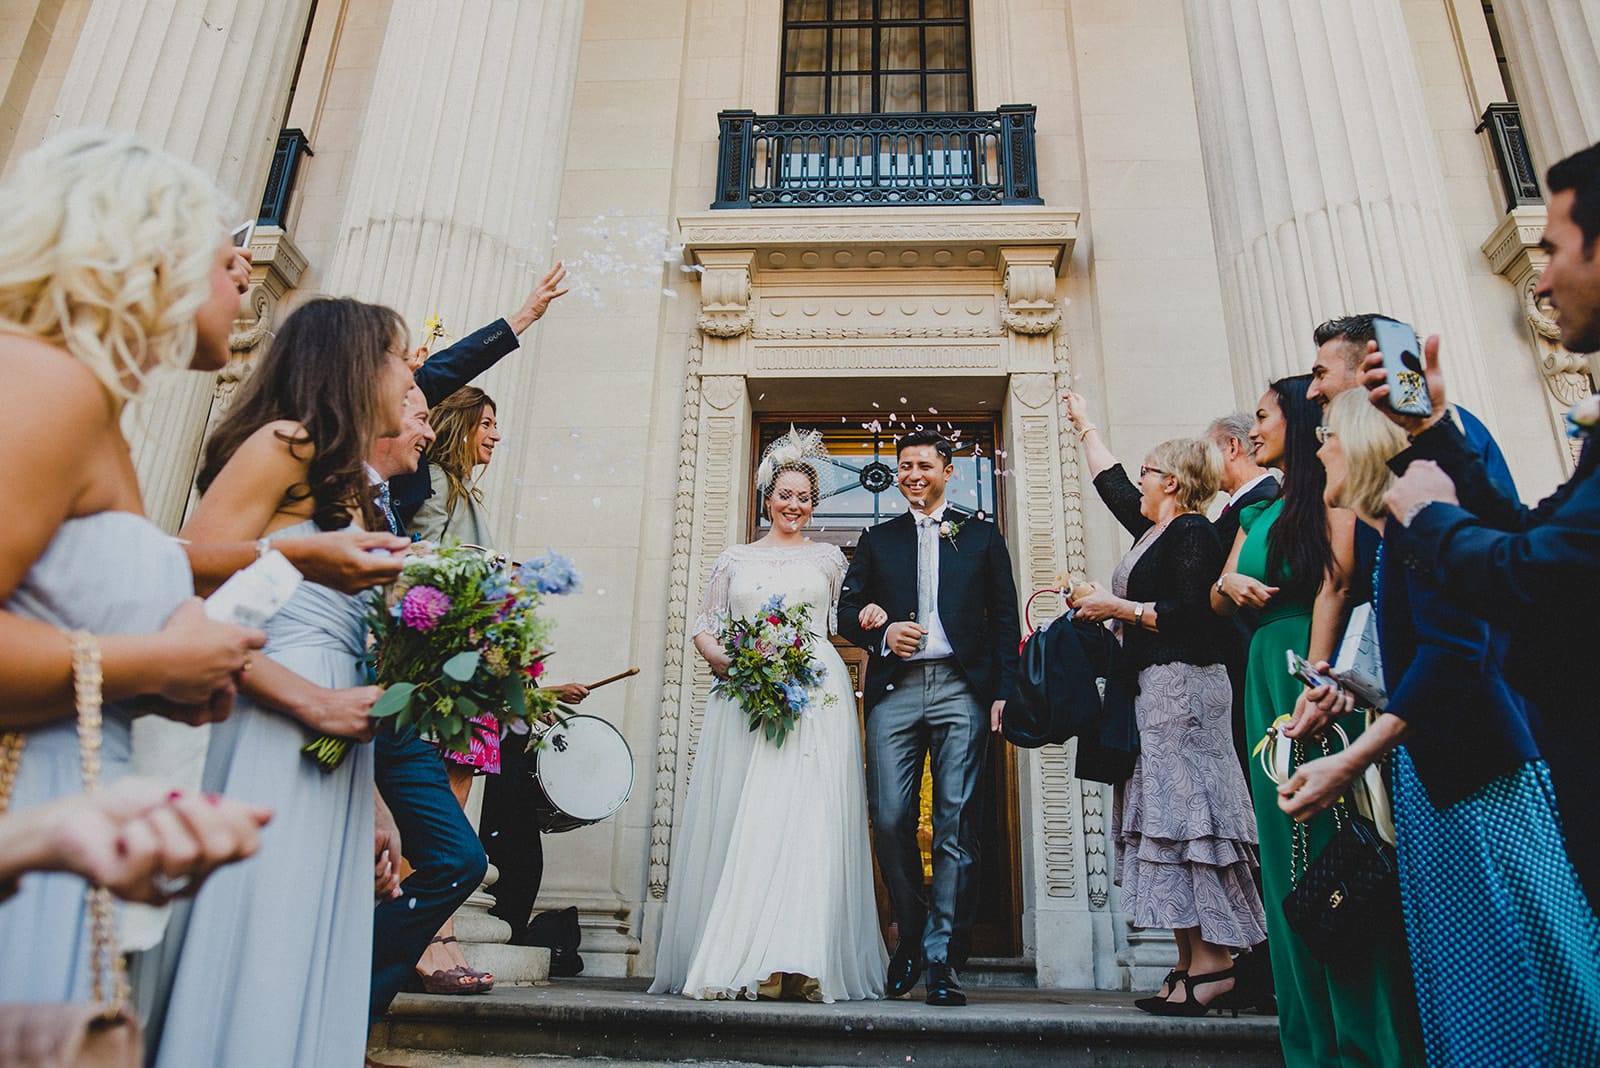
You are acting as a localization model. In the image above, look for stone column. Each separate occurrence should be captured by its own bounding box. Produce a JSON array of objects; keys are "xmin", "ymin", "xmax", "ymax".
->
[
  {"xmin": 1181, "ymin": 0, "xmax": 1494, "ymax": 416},
  {"xmin": 1492, "ymin": 2, "xmax": 1600, "ymax": 175},
  {"xmin": 45, "ymin": 0, "xmax": 315, "ymax": 533},
  {"xmin": 319, "ymin": 0, "xmax": 583, "ymax": 979},
  {"xmin": 320, "ymin": 0, "xmax": 583, "ymax": 517}
]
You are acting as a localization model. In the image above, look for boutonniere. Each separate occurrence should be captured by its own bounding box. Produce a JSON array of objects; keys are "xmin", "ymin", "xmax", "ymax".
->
[
  {"xmin": 1566, "ymin": 395, "xmax": 1600, "ymax": 439},
  {"xmin": 938, "ymin": 517, "xmax": 964, "ymax": 545}
]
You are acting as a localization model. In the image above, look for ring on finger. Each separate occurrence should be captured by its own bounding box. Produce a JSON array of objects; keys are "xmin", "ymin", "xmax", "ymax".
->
[{"xmin": 151, "ymin": 873, "xmax": 195, "ymax": 898}]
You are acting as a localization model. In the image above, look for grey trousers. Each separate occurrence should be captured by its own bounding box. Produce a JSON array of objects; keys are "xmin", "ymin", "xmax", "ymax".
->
[{"xmin": 865, "ymin": 659, "xmax": 987, "ymax": 965}]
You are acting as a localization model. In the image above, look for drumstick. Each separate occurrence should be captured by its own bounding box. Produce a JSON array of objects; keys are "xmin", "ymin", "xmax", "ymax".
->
[{"xmin": 583, "ymin": 667, "xmax": 639, "ymax": 690}]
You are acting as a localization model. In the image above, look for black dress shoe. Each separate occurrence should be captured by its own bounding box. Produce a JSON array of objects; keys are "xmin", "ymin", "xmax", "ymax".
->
[
  {"xmin": 885, "ymin": 939, "xmax": 924, "ymax": 999},
  {"xmin": 924, "ymin": 962, "xmax": 966, "ymax": 1007}
]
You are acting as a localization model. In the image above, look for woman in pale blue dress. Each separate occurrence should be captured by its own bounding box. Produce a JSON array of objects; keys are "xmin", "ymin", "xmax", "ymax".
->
[
  {"xmin": 0, "ymin": 130, "xmax": 265, "ymax": 1003},
  {"xmin": 135, "ymin": 298, "xmax": 414, "ymax": 1066}
]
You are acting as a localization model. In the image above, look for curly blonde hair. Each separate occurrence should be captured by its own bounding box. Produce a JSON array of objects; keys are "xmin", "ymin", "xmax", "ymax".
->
[
  {"xmin": 0, "ymin": 128, "xmax": 230, "ymax": 405},
  {"xmin": 1145, "ymin": 436, "xmax": 1223, "ymax": 513}
]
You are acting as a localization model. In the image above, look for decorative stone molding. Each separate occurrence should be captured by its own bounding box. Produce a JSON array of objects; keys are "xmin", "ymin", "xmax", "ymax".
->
[
  {"xmin": 1054, "ymin": 335, "xmax": 1089, "ymax": 581},
  {"xmin": 1482, "ymin": 206, "xmax": 1592, "ymax": 467},
  {"xmin": 679, "ymin": 207, "xmax": 1076, "ymax": 282},
  {"xmin": 751, "ymin": 344, "xmax": 1002, "ymax": 372},
  {"xmin": 752, "ymin": 326, "xmax": 1003, "ymax": 340},
  {"xmin": 1010, "ymin": 373, "xmax": 1055, "ymax": 410},
  {"xmin": 686, "ymin": 413, "xmax": 739, "ymax": 775},
  {"xmin": 649, "ymin": 336, "xmax": 703, "ymax": 899},
  {"xmin": 1000, "ymin": 247, "xmax": 1063, "ymax": 336},
  {"xmin": 701, "ymin": 375, "xmax": 746, "ymax": 410},
  {"xmin": 1082, "ymin": 780, "xmax": 1109, "ymax": 909},
  {"xmin": 695, "ymin": 250, "xmax": 755, "ymax": 338}
]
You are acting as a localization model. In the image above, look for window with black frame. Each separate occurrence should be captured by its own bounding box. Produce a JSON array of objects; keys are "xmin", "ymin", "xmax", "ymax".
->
[
  {"xmin": 780, "ymin": 0, "xmax": 973, "ymax": 115},
  {"xmin": 751, "ymin": 416, "xmax": 1001, "ymax": 552}
]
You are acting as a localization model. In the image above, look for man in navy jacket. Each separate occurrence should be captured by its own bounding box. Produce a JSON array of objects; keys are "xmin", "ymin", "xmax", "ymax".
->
[{"xmin": 1375, "ymin": 142, "xmax": 1600, "ymax": 910}]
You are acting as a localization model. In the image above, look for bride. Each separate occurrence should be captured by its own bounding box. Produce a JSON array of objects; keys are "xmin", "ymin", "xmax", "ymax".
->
[{"xmin": 650, "ymin": 431, "xmax": 887, "ymax": 1002}]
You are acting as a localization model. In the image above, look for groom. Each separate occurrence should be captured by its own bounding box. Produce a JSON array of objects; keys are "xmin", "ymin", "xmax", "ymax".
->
[{"xmin": 839, "ymin": 430, "xmax": 1019, "ymax": 1006}]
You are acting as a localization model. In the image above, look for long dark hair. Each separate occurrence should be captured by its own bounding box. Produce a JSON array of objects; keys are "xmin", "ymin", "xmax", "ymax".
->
[
  {"xmin": 426, "ymin": 386, "xmax": 496, "ymax": 519},
  {"xmin": 198, "ymin": 297, "xmax": 404, "ymax": 531},
  {"xmin": 1264, "ymin": 373, "xmax": 1332, "ymax": 600}
]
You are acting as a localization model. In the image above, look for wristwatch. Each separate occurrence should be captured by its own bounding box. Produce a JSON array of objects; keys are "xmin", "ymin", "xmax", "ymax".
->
[{"xmin": 1132, "ymin": 602, "xmax": 1145, "ymax": 627}]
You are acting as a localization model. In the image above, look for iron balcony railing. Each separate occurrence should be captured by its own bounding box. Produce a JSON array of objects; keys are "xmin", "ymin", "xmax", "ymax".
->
[
  {"xmin": 257, "ymin": 128, "xmax": 313, "ymax": 227},
  {"xmin": 712, "ymin": 105, "xmax": 1043, "ymax": 209},
  {"xmin": 1477, "ymin": 103, "xmax": 1542, "ymax": 213}
]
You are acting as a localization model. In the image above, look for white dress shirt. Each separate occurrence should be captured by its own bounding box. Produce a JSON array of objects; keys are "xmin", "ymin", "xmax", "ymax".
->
[{"xmin": 886, "ymin": 504, "xmax": 956, "ymax": 661}]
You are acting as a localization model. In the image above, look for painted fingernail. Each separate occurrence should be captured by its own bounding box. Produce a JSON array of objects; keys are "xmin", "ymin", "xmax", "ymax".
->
[
  {"xmin": 205, "ymin": 793, "xmax": 222, "ymax": 806},
  {"xmin": 115, "ymin": 837, "xmax": 129, "ymax": 858},
  {"xmin": 167, "ymin": 790, "xmax": 183, "ymax": 802}
]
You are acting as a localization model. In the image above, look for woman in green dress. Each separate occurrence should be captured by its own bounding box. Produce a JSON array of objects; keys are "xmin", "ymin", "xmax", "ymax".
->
[{"xmin": 1210, "ymin": 374, "xmax": 1423, "ymax": 1067}]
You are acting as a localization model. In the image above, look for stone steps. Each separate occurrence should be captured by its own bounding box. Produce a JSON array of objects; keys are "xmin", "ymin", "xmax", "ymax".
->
[{"xmin": 370, "ymin": 978, "xmax": 1285, "ymax": 1068}]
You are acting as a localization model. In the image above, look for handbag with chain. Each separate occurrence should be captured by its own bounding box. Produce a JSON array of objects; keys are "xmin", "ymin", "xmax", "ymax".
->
[
  {"xmin": 0, "ymin": 632, "xmax": 144, "ymax": 1067},
  {"xmin": 1267, "ymin": 730, "xmax": 1402, "ymax": 968}
]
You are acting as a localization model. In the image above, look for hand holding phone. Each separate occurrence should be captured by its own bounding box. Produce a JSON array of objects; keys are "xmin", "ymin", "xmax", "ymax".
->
[
  {"xmin": 1372, "ymin": 315, "xmax": 1431, "ymax": 418},
  {"xmin": 1285, "ymin": 649, "xmax": 1339, "ymax": 692}
]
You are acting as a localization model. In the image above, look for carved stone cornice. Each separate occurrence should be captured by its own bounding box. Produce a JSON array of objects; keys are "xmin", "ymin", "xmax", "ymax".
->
[
  {"xmin": 693, "ymin": 248, "xmax": 754, "ymax": 338},
  {"xmin": 228, "ymin": 225, "xmax": 307, "ymax": 354},
  {"xmin": 1481, "ymin": 206, "xmax": 1549, "ymax": 281},
  {"xmin": 679, "ymin": 207, "xmax": 1078, "ymax": 279},
  {"xmin": 999, "ymin": 246, "xmax": 1062, "ymax": 336}
]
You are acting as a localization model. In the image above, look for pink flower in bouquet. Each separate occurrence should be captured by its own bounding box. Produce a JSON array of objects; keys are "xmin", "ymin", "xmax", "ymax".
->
[
  {"xmin": 399, "ymin": 585, "xmax": 451, "ymax": 631},
  {"xmin": 767, "ymin": 614, "xmax": 781, "ymax": 625},
  {"xmin": 523, "ymin": 658, "xmax": 546, "ymax": 681},
  {"xmin": 755, "ymin": 639, "xmax": 775, "ymax": 657}
]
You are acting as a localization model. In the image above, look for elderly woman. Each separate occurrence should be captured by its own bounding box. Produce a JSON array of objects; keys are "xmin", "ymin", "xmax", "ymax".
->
[
  {"xmin": 1064, "ymin": 394, "xmax": 1265, "ymax": 1017},
  {"xmin": 1279, "ymin": 391, "xmax": 1600, "ymax": 1067}
]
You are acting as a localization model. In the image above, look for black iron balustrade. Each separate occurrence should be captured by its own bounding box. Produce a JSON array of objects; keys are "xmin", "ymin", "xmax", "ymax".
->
[
  {"xmin": 1477, "ymin": 103, "xmax": 1542, "ymax": 213},
  {"xmin": 257, "ymin": 128, "xmax": 313, "ymax": 227},
  {"xmin": 713, "ymin": 105, "xmax": 1042, "ymax": 209}
]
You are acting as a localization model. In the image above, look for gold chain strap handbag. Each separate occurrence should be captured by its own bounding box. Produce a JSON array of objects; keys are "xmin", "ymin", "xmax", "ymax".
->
[{"xmin": 0, "ymin": 632, "xmax": 143, "ymax": 1067}]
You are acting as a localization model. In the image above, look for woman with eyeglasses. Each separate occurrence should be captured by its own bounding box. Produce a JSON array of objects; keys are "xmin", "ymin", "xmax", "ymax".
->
[
  {"xmin": 1210, "ymin": 375, "xmax": 1423, "ymax": 1066},
  {"xmin": 1278, "ymin": 390, "xmax": 1600, "ymax": 1067},
  {"xmin": 1062, "ymin": 393, "xmax": 1265, "ymax": 1017}
]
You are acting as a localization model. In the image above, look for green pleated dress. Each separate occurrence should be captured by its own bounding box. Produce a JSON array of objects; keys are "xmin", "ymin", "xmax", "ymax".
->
[{"xmin": 1236, "ymin": 500, "xmax": 1424, "ymax": 1067}]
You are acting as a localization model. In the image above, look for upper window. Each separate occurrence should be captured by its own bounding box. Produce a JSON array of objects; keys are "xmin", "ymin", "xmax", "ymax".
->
[{"xmin": 780, "ymin": 0, "xmax": 973, "ymax": 115}]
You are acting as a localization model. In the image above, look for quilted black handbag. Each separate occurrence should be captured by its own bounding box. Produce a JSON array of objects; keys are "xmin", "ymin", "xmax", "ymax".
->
[{"xmin": 1280, "ymin": 742, "xmax": 1402, "ymax": 967}]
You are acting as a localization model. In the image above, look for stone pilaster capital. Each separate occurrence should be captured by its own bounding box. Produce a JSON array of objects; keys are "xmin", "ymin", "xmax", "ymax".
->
[
  {"xmin": 999, "ymin": 247, "xmax": 1061, "ymax": 336},
  {"xmin": 692, "ymin": 249, "xmax": 755, "ymax": 338}
]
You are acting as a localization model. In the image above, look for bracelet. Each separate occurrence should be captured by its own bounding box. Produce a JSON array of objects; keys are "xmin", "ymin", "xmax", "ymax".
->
[
  {"xmin": 255, "ymin": 536, "xmax": 271, "ymax": 560},
  {"xmin": 1398, "ymin": 500, "xmax": 1435, "ymax": 527},
  {"xmin": 1077, "ymin": 424, "xmax": 1098, "ymax": 441},
  {"xmin": 1215, "ymin": 575, "xmax": 1228, "ymax": 595}
]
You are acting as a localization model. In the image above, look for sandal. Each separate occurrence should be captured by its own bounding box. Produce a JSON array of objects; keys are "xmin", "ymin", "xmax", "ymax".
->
[
  {"xmin": 1151, "ymin": 968, "xmax": 1240, "ymax": 1017},
  {"xmin": 415, "ymin": 965, "xmax": 483, "ymax": 995},
  {"xmin": 432, "ymin": 935, "xmax": 494, "ymax": 992}
]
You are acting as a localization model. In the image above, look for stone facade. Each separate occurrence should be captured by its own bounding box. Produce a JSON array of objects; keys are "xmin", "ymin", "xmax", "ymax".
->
[{"xmin": 1, "ymin": 0, "xmax": 1585, "ymax": 988}]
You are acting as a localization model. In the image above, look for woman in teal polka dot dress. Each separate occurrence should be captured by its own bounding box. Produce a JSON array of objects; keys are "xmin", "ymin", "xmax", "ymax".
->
[{"xmin": 1280, "ymin": 392, "xmax": 1600, "ymax": 1067}]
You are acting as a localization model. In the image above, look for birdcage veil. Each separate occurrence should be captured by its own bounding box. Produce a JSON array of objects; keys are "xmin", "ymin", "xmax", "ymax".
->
[{"xmin": 755, "ymin": 425, "xmax": 846, "ymax": 502}]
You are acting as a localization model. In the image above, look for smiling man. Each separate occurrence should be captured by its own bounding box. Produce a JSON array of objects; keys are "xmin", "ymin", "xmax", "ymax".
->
[{"xmin": 838, "ymin": 429, "xmax": 1019, "ymax": 1007}]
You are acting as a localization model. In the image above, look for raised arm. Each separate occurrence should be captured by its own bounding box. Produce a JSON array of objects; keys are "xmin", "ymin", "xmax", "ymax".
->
[{"xmin": 412, "ymin": 263, "xmax": 568, "ymax": 406}]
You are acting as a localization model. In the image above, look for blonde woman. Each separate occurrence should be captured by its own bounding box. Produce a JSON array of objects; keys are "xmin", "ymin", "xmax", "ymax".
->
[
  {"xmin": 1064, "ymin": 393, "xmax": 1266, "ymax": 1017},
  {"xmin": 413, "ymin": 386, "xmax": 500, "ymax": 549},
  {"xmin": 1280, "ymin": 391, "xmax": 1600, "ymax": 1066},
  {"xmin": 0, "ymin": 129, "xmax": 265, "ymax": 1003}
]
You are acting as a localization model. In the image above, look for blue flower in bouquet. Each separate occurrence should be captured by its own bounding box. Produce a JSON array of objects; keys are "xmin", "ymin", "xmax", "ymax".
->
[
  {"xmin": 519, "ymin": 550, "xmax": 583, "ymax": 596},
  {"xmin": 782, "ymin": 679, "xmax": 812, "ymax": 713}
]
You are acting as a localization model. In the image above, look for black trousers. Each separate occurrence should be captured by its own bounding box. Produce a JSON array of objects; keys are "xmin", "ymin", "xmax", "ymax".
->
[{"xmin": 480, "ymin": 734, "xmax": 544, "ymax": 941}]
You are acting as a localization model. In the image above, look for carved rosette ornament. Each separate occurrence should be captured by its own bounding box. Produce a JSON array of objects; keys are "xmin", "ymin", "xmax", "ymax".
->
[{"xmin": 1525, "ymin": 270, "xmax": 1593, "ymax": 466}]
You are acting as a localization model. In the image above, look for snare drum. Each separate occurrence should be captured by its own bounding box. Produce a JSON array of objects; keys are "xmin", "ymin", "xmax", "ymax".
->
[{"xmin": 531, "ymin": 715, "xmax": 634, "ymax": 833}]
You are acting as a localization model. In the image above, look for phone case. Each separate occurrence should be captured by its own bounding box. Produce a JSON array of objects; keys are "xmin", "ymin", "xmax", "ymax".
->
[{"xmin": 1373, "ymin": 316, "xmax": 1431, "ymax": 418}]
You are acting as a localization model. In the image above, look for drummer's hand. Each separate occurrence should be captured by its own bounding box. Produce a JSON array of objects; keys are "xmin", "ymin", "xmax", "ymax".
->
[
  {"xmin": 556, "ymin": 683, "xmax": 589, "ymax": 705},
  {"xmin": 858, "ymin": 603, "xmax": 888, "ymax": 630}
]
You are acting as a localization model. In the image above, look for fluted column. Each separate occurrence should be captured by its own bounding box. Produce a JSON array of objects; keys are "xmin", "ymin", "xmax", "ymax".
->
[
  {"xmin": 1493, "ymin": 2, "xmax": 1600, "ymax": 174},
  {"xmin": 321, "ymin": 0, "xmax": 583, "ymax": 519},
  {"xmin": 46, "ymin": 0, "xmax": 314, "ymax": 532},
  {"xmin": 1182, "ymin": 0, "xmax": 1492, "ymax": 415},
  {"xmin": 320, "ymin": 0, "xmax": 582, "ymax": 974}
]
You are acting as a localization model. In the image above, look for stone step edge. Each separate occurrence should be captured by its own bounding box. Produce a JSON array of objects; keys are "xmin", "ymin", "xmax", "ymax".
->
[{"xmin": 380, "ymin": 992, "xmax": 1281, "ymax": 1048}]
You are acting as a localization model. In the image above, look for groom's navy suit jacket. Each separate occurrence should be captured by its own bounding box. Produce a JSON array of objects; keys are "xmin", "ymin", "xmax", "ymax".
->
[{"xmin": 838, "ymin": 512, "xmax": 1020, "ymax": 713}]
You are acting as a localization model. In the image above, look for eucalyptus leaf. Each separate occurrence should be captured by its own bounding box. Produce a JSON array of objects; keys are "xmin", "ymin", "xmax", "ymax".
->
[
  {"xmin": 442, "ymin": 650, "xmax": 481, "ymax": 682},
  {"xmin": 370, "ymin": 682, "xmax": 415, "ymax": 719}
]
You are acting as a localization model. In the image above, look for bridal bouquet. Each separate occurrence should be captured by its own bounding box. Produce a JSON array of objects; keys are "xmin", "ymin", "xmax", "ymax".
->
[
  {"xmin": 711, "ymin": 594, "xmax": 834, "ymax": 749},
  {"xmin": 303, "ymin": 544, "xmax": 576, "ymax": 770}
]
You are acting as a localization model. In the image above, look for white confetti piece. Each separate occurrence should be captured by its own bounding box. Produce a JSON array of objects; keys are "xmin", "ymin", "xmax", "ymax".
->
[{"xmin": 592, "ymin": 496, "xmax": 603, "ymax": 508}]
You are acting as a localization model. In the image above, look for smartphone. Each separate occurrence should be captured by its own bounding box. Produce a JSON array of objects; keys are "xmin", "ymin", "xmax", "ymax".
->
[
  {"xmin": 231, "ymin": 219, "xmax": 256, "ymax": 248},
  {"xmin": 1286, "ymin": 649, "xmax": 1339, "ymax": 692},
  {"xmin": 1372, "ymin": 315, "xmax": 1431, "ymax": 418}
]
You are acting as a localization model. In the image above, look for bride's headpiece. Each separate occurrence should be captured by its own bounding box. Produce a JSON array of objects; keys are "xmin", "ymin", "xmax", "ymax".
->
[{"xmin": 755, "ymin": 425, "xmax": 839, "ymax": 500}]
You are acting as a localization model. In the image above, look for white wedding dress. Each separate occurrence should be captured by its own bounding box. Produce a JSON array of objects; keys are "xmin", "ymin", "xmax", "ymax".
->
[{"xmin": 650, "ymin": 540, "xmax": 887, "ymax": 1002}]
